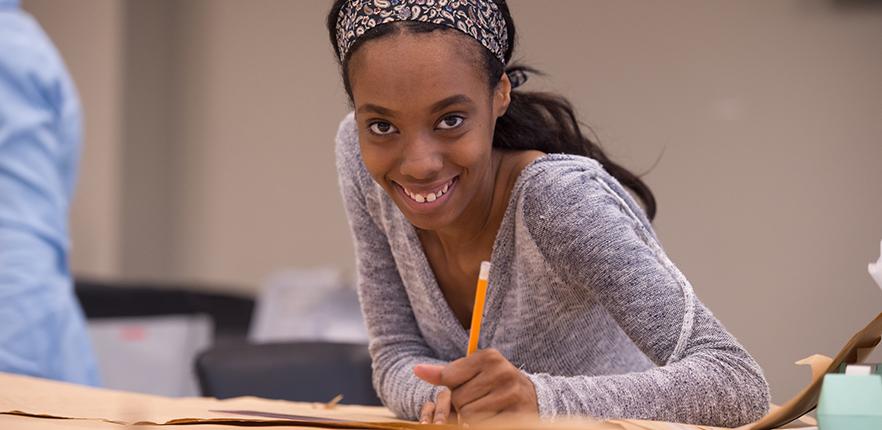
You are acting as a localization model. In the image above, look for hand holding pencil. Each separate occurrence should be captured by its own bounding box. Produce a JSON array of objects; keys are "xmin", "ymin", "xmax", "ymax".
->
[{"xmin": 414, "ymin": 262, "xmax": 538, "ymax": 424}]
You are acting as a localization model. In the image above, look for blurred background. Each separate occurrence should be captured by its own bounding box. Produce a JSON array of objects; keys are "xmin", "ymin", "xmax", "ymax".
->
[{"xmin": 19, "ymin": 0, "xmax": 882, "ymax": 407}]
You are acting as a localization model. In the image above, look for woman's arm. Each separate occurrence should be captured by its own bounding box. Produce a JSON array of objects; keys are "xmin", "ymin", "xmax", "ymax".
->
[
  {"xmin": 335, "ymin": 114, "xmax": 445, "ymax": 420},
  {"xmin": 520, "ymin": 161, "xmax": 770, "ymax": 427}
]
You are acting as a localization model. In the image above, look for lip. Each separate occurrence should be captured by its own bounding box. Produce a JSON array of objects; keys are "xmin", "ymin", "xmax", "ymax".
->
[{"xmin": 393, "ymin": 176, "xmax": 458, "ymax": 214}]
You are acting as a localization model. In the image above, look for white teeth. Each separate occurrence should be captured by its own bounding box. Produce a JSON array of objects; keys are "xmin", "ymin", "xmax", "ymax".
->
[{"xmin": 401, "ymin": 178, "xmax": 454, "ymax": 204}]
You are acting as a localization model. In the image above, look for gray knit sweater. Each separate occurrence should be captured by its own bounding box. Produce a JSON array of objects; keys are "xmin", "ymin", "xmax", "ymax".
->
[{"xmin": 335, "ymin": 113, "xmax": 769, "ymax": 427}]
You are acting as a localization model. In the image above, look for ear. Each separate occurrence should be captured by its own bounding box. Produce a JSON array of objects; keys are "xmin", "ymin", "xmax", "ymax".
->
[{"xmin": 492, "ymin": 73, "xmax": 512, "ymax": 118}]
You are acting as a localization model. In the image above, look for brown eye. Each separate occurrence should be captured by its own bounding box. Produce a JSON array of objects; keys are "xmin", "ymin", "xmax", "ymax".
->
[
  {"xmin": 368, "ymin": 121, "xmax": 397, "ymax": 135},
  {"xmin": 437, "ymin": 115, "xmax": 464, "ymax": 130}
]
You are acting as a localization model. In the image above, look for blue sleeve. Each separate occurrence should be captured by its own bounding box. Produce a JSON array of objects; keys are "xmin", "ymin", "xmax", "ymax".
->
[{"xmin": 0, "ymin": 6, "xmax": 99, "ymax": 386}]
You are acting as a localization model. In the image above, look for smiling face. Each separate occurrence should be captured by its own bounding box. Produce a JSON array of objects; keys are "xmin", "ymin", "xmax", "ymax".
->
[{"xmin": 347, "ymin": 29, "xmax": 510, "ymax": 232}]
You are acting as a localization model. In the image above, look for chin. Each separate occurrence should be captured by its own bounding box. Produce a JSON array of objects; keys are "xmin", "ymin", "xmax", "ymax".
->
[{"xmin": 397, "ymin": 205, "xmax": 452, "ymax": 232}]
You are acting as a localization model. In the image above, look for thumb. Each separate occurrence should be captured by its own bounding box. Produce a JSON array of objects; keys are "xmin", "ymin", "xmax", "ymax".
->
[{"xmin": 413, "ymin": 364, "xmax": 445, "ymax": 385}]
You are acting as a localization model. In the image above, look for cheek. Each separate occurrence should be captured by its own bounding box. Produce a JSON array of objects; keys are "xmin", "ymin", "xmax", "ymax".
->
[
  {"xmin": 454, "ymin": 139, "xmax": 489, "ymax": 167},
  {"xmin": 358, "ymin": 138, "xmax": 395, "ymax": 185},
  {"xmin": 453, "ymin": 124, "xmax": 495, "ymax": 169}
]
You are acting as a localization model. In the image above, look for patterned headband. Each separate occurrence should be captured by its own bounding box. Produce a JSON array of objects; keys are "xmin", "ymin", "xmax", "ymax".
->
[{"xmin": 335, "ymin": 0, "xmax": 509, "ymax": 65}]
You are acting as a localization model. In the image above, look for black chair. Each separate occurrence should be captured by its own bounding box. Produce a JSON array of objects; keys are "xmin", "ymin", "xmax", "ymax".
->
[
  {"xmin": 195, "ymin": 341, "xmax": 382, "ymax": 406},
  {"xmin": 75, "ymin": 278, "xmax": 255, "ymax": 346}
]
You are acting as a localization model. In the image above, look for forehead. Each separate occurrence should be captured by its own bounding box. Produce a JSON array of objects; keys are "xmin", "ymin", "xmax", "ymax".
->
[{"xmin": 348, "ymin": 31, "xmax": 489, "ymax": 112}]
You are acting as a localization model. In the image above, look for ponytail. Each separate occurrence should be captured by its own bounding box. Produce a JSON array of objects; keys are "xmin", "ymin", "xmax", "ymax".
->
[{"xmin": 494, "ymin": 65, "xmax": 657, "ymax": 220}]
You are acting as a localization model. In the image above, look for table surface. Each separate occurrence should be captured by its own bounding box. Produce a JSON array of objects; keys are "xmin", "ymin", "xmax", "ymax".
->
[{"xmin": 0, "ymin": 372, "xmax": 817, "ymax": 430}]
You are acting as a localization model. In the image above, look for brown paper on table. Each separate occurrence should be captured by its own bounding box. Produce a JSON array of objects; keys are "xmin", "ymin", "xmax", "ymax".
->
[
  {"xmin": 0, "ymin": 370, "xmax": 795, "ymax": 430},
  {"xmin": 0, "ymin": 373, "xmax": 810, "ymax": 430},
  {"xmin": 0, "ymin": 413, "xmax": 346, "ymax": 430},
  {"xmin": 0, "ymin": 371, "xmax": 418, "ymax": 429},
  {"xmin": 3, "ymin": 312, "xmax": 879, "ymax": 430},
  {"xmin": 742, "ymin": 311, "xmax": 882, "ymax": 430},
  {"xmin": 0, "ymin": 371, "xmax": 695, "ymax": 430}
]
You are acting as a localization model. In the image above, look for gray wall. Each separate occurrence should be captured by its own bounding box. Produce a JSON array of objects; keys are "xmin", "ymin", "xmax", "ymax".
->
[{"xmin": 23, "ymin": 0, "xmax": 882, "ymax": 405}]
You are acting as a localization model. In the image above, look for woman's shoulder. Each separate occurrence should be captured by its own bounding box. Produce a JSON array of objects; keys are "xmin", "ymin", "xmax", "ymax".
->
[
  {"xmin": 513, "ymin": 153, "xmax": 653, "ymax": 233},
  {"xmin": 334, "ymin": 112, "xmax": 359, "ymax": 165},
  {"xmin": 514, "ymin": 153, "xmax": 607, "ymax": 197},
  {"xmin": 334, "ymin": 112, "xmax": 372, "ymax": 187},
  {"xmin": 336, "ymin": 111, "xmax": 388, "ymax": 214}
]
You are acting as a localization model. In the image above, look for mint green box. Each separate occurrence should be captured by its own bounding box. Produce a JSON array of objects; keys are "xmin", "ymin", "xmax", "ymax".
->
[{"xmin": 817, "ymin": 373, "xmax": 882, "ymax": 430}]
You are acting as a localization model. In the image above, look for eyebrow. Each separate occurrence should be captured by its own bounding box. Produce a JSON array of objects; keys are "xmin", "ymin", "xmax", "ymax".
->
[
  {"xmin": 355, "ymin": 94, "xmax": 474, "ymax": 117},
  {"xmin": 357, "ymin": 103, "xmax": 394, "ymax": 116},
  {"xmin": 429, "ymin": 94, "xmax": 473, "ymax": 113}
]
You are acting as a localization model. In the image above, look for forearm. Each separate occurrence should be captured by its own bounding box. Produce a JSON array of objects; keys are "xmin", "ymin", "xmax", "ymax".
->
[
  {"xmin": 369, "ymin": 338, "xmax": 447, "ymax": 420},
  {"xmin": 527, "ymin": 350, "xmax": 769, "ymax": 427}
]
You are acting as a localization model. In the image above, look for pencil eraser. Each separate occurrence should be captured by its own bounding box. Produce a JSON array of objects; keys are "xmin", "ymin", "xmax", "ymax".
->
[{"xmin": 479, "ymin": 261, "xmax": 491, "ymax": 280}]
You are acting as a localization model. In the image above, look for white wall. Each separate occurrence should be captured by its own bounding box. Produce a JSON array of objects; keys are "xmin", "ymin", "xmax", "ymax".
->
[{"xmin": 164, "ymin": 1, "xmax": 353, "ymax": 290}]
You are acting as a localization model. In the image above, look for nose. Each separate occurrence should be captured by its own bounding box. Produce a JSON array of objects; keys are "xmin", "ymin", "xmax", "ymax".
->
[{"xmin": 399, "ymin": 133, "xmax": 442, "ymax": 181}]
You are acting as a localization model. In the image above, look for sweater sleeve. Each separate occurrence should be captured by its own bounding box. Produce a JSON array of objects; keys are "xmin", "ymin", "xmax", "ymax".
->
[
  {"xmin": 334, "ymin": 114, "xmax": 445, "ymax": 420},
  {"xmin": 520, "ymin": 162, "xmax": 770, "ymax": 427}
]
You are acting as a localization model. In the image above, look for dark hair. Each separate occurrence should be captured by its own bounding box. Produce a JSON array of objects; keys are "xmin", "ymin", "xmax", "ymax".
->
[{"xmin": 326, "ymin": 0, "xmax": 657, "ymax": 220}]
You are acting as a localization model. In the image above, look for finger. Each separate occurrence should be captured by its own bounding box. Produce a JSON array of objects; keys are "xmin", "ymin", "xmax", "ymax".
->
[
  {"xmin": 419, "ymin": 401, "xmax": 435, "ymax": 425},
  {"xmin": 483, "ymin": 409, "xmax": 523, "ymax": 427},
  {"xmin": 449, "ymin": 351, "xmax": 510, "ymax": 409},
  {"xmin": 433, "ymin": 389, "xmax": 452, "ymax": 424},
  {"xmin": 449, "ymin": 370, "xmax": 494, "ymax": 411},
  {"xmin": 458, "ymin": 394, "xmax": 505, "ymax": 424},
  {"xmin": 413, "ymin": 364, "xmax": 444, "ymax": 386},
  {"xmin": 436, "ymin": 355, "xmax": 484, "ymax": 388}
]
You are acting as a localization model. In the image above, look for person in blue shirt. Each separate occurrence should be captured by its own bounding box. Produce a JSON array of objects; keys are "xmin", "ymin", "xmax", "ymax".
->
[{"xmin": 0, "ymin": 0, "xmax": 99, "ymax": 385}]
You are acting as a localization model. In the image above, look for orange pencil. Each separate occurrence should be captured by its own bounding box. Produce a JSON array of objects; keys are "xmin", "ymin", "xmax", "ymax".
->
[{"xmin": 467, "ymin": 261, "xmax": 491, "ymax": 356}]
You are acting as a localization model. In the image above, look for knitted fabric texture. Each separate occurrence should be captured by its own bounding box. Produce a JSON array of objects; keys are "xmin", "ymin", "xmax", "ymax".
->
[{"xmin": 335, "ymin": 113, "xmax": 769, "ymax": 427}]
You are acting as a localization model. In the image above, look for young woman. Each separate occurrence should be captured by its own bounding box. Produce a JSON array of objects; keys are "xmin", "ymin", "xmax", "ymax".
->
[{"xmin": 327, "ymin": 0, "xmax": 769, "ymax": 426}]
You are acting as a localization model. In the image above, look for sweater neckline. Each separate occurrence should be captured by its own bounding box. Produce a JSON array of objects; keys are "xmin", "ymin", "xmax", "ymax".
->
[{"xmin": 401, "ymin": 152, "xmax": 563, "ymax": 351}]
